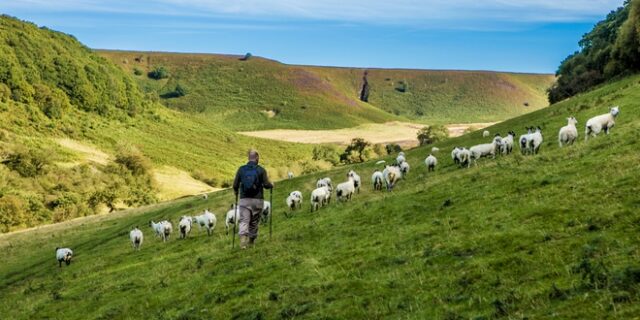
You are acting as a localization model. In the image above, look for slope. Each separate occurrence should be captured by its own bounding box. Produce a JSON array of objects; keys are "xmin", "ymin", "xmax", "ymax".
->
[
  {"xmin": 99, "ymin": 50, "xmax": 555, "ymax": 130},
  {"xmin": 1, "ymin": 75, "xmax": 638, "ymax": 319}
]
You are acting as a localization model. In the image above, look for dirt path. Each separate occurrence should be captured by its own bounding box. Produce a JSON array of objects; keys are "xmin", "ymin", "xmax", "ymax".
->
[{"xmin": 238, "ymin": 122, "xmax": 496, "ymax": 147}]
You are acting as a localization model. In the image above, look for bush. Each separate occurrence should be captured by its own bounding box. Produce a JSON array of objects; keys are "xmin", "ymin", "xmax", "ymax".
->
[
  {"xmin": 0, "ymin": 195, "xmax": 27, "ymax": 232},
  {"xmin": 417, "ymin": 125, "xmax": 449, "ymax": 146},
  {"xmin": 312, "ymin": 145, "xmax": 340, "ymax": 166},
  {"xmin": 3, "ymin": 148, "xmax": 50, "ymax": 177},
  {"xmin": 133, "ymin": 68, "xmax": 143, "ymax": 76},
  {"xmin": 115, "ymin": 146, "xmax": 151, "ymax": 176},
  {"xmin": 192, "ymin": 170, "xmax": 218, "ymax": 187},
  {"xmin": 340, "ymin": 138, "xmax": 370, "ymax": 164},
  {"xmin": 0, "ymin": 83, "xmax": 10, "ymax": 103},
  {"xmin": 240, "ymin": 52, "xmax": 252, "ymax": 61},
  {"xmin": 148, "ymin": 66, "xmax": 169, "ymax": 80},
  {"xmin": 33, "ymin": 83, "xmax": 71, "ymax": 119},
  {"xmin": 174, "ymin": 84, "xmax": 187, "ymax": 97},
  {"xmin": 385, "ymin": 144, "xmax": 403, "ymax": 155}
]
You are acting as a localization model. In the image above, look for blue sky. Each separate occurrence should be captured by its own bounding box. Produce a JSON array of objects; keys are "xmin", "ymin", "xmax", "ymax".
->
[{"xmin": 0, "ymin": 0, "xmax": 626, "ymax": 73}]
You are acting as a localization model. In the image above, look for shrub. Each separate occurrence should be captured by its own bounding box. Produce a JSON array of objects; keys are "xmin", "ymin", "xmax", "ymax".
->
[
  {"xmin": 0, "ymin": 195, "xmax": 27, "ymax": 232},
  {"xmin": 115, "ymin": 146, "xmax": 151, "ymax": 176},
  {"xmin": 0, "ymin": 83, "xmax": 10, "ymax": 103},
  {"xmin": 240, "ymin": 52, "xmax": 253, "ymax": 61},
  {"xmin": 33, "ymin": 84, "xmax": 71, "ymax": 119},
  {"xmin": 192, "ymin": 170, "xmax": 218, "ymax": 187},
  {"xmin": 88, "ymin": 189, "xmax": 119, "ymax": 213},
  {"xmin": 148, "ymin": 66, "xmax": 169, "ymax": 80},
  {"xmin": 133, "ymin": 68, "xmax": 143, "ymax": 76},
  {"xmin": 312, "ymin": 145, "xmax": 340, "ymax": 166},
  {"xmin": 340, "ymin": 138, "xmax": 370, "ymax": 164},
  {"xmin": 417, "ymin": 125, "xmax": 449, "ymax": 146},
  {"xmin": 3, "ymin": 148, "xmax": 50, "ymax": 177},
  {"xmin": 385, "ymin": 144, "xmax": 403, "ymax": 155}
]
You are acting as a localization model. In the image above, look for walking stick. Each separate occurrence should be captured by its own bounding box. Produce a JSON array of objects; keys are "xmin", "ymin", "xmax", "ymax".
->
[
  {"xmin": 232, "ymin": 193, "xmax": 238, "ymax": 249},
  {"xmin": 269, "ymin": 187, "xmax": 273, "ymax": 240}
]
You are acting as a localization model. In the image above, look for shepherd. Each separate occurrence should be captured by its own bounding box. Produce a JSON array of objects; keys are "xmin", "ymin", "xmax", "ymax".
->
[{"xmin": 233, "ymin": 150, "xmax": 273, "ymax": 249}]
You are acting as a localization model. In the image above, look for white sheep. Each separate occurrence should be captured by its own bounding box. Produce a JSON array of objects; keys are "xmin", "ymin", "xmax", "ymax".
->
[
  {"xmin": 336, "ymin": 177, "xmax": 356, "ymax": 201},
  {"xmin": 431, "ymin": 147, "xmax": 440, "ymax": 153},
  {"xmin": 287, "ymin": 171, "xmax": 294, "ymax": 179},
  {"xmin": 260, "ymin": 201, "xmax": 271, "ymax": 224},
  {"xmin": 347, "ymin": 170, "xmax": 361, "ymax": 194},
  {"xmin": 149, "ymin": 220, "xmax": 172, "ymax": 242},
  {"xmin": 425, "ymin": 154, "xmax": 437, "ymax": 172},
  {"xmin": 399, "ymin": 152, "xmax": 405, "ymax": 157},
  {"xmin": 286, "ymin": 191, "xmax": 303, "ymax": 210},
  {"xmin": 530, "ymin": 127, "xmax": 543, "ymax": 154},
  {"xmin": 501, "ymin": 131, "xmax": 516, "ymax": 155},
  {"xmin": 400, "ymin": 161, "xmax": 410, "ymax": 175},
  {"xmin": 372, "ymin": 171, "xmax": 384, "ymax": 191},
  {"xmin": 519, "ymin": 127, "xmax": 534, "ymax": 155},
  {"xmin": 383, "ymin": 165, "xmax": 402, "ymax": 191},
  {"xmin": 316, "ymin": 177, "xmax": 333, "ymax": 193},
  {"xmin": 310, "ymin": 186, "xmax": 331, "ymax": 212},
  {"xmin": 129, "ymin": 226, "xmax": 143, "ymax": 251},
  {"xmin": 225, "ymin": 205, "xmax": 239, "ymax": 235},
  {"xmin": 585, "ymin": 106, "xmax": 619, "ymax": 140},
  {"xmin": 202, "ymin": 193, "xmax": 208, "ymax": 200},
  {"xmin": 470, "ymin": 135, "xmax": 502, "ymax": 164},
  {"xmin": 559, "ymin": 117, "xmax": 579, "ymax": 147},
  {"xmin": 451, "ymin": 147, "xmax": 461, "ymax": 165},
  {"xmin": 457, "ymin": 148, "xmax": 472, "ymax": 168},
  {"xmin": 55, "ymin": 247, "xmax": 73, "ymax": 268},
  {"xmin": 396, "ymin": 154, "xmax": 406, "ymax": 165},
  {"xmin": 178, "ymin": 216, "xmax": 193, "ymax": 239},
  {"xmin": 482, "ymin": 130, "xmax": 490, "ymax": 138},
  {"xmin": 194, "ymin": 209, "xmax": 216, "ymax": 236}
]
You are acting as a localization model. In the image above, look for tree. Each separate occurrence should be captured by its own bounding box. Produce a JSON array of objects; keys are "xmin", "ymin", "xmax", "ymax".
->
[
  {"xmin": 312, "ymin": 145, "xmax": 340, "ymax": 165},
  {"xmin": 417, "ymin": 125, "xmax": 449, "ymax": 146},
  {"xmin": 240, "ymin": 52, "xmax": 252, "ymax": 61},
  {"xmin": 174, "ymin": 84, "xmax": 187, "ymax": 97},
  {"xmin": 385, "ymin": 144, "xmax": 402, "ymax": 155},
  {"xmin": 148, "ymin": 66, "xmax": 169, "ymax": 80},
  {"xmin": 340, "ymin": 138, "xmax": 370, "ymax": 164},
  {"xmin": 612, "ymin": 0, "xmax": 640, "ymax": 72},
  {"xmin": 360, "ymin": 70, "xmax": 370, "ymax": 102}
]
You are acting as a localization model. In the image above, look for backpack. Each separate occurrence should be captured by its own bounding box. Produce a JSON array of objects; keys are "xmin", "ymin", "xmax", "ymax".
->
[{"xmin": 241, "ymin": 165, "xmax": 260, "ymax": 197}]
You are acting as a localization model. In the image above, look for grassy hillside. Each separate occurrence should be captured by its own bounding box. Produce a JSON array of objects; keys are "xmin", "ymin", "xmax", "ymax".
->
[
  {"xmin": 2, "ymin": 75, "xmax": 638, "ymax": 319},
  {"xmin": 100, "ymin": 51, "xmax": 555, "ymax": 130}
]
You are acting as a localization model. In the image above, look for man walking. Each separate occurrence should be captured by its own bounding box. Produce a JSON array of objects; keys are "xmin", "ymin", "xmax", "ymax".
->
[{"xmin": 233, "ymin": 150, "xmax": 273, "ymax": 249}]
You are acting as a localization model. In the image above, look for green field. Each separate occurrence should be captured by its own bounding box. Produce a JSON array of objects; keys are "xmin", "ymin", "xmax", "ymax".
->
[
  {"xmin": 99, "ymin": 51, "xmax": 555, "ymax": 130},
  {"xmin": 2, "ymin": 74, "xmax": 638, "ymax": 319}
]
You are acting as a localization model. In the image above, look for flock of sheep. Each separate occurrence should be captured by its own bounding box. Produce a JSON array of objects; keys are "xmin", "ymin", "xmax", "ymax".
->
[{"xmin": 53, "ymin": 106, "xmax": 620, "ymax": 267}]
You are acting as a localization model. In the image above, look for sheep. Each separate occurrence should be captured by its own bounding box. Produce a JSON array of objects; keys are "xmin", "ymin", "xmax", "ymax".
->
[
  {"xmin": 286, "ymin": 191, "xmax": 303, "ymax": 210},
  {"xmin": 431, "ymin": 147, "xmax": 440, "ymax": 153},
  {"xmin": 383, "ymin": 165, "xmax": 402, "ymax": 191},
  {"xmin": 425, "ymin": 154, "xmax": 437, "ymax": 172},
  {"xmin": 457, "ymin": 148, "xmax": 472, "ymax": 168},
  {"xmin": 347, "ymin": 170, "xmax": 361, "ymax": 194},
  {"xmin": 202, "ymin": 193, "xmax": 208, "ymax": 200},
  {"xmin": 451, "ymin": 147, "xmax": 461, "ymax": 165},
  {"xmin": 482, "ymin": 130, "xmax": 490, "ymax": 138},
  {"xmin": 500, "ymin": 131, "xmax": 516, "ymax": 155},
  {"xmin": 316, "ymin": 177, "xmax": 333, "ymax": 193},
  {"xmin": 396, "ymin": 154, "xmax": 406, "ymax": 165},
  {"xmin": 372, "ymin": 171, "xmax": 384, "ymax": 191},
  {"xmin": 225, "ymin": 205, "xmax": 239, "ymax": 235},
  {"xmin": 469, "ymin": 135, "xmax": 502, "ymax": 164},
  {"xmin": 399, "ymin": 152, "xmax": 405, "ymax": 157},
  {"xmin": 519, "ymin": 127, "xmax": 534, "ymax": 155},
  {"xmin": 55, "ymin": 247, "xmax": 73, "ymax": 268},
  {"xmin": 310, "ymin": 186, "xmax": 331, "ymax": 212},
  {"xmin": 336, "ymin": 177, "xmax": 356, "ymax": 201},
  {"xmin": 530, "ymin": 127, "xmax": 543, "ymax": 154},
  {"xmin": 130, "ymin": 226, "xmax": 143, "ymax": 251},
  {"xmin": 559, "ymin": 117, "xmax": 579, "ymax": 147},
  {"xmin": 260, "ymin": 201, "xmax": 271, "ymax": 224},
  {"xmin": 178, "ymin": 216, "xmax": 193, "ymax": 239},
  {"xmin": 585, "ymin": 106, "xmax": 619, "ymax": 140},
  {"xmin": 400, "ymin": 161, "xmax": 410, "ymax": 175},
  {"xmin": 194, "ymin": 209, "xmax": 216, "ymax": 236},
  {"xmin": 149, "ymin": 220, "xmax": 172, "ymax": 242},
  {"xmin": 287, "ymin": 171, "xmax": 294, "ymax": 179}
]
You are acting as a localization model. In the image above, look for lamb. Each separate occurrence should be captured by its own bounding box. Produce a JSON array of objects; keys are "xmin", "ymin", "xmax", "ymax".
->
[
  {"xmin": 310, "ymin": 186, "xmax": 331, "ymax": 212},
  {"xmin": 372, "ymin": 171, "xmax": 384, "ymax": 191},
  {"xmin": 530, "ymin": 127, "xmax": 543, "ymax": 154},
  {"xmin": 316, "ymin": 177, "xmax": 333, "ymax": 193},
  {"xmin": 225, "ymin": 205, "xmax": 239, "ymax": 235},
  {"xmin": 178, "ymin": 216, "xmax": 193, "ymax": 239},
  {"xmin": 585, "ymin": 106, "xmax": 619, "ymax": 140},
  {"xmin": 55, "ymin": 247, "xmax": 73, "ymax": 268},
  {"xmin": 451, "ymin": 147, "xmax": 462, "ymax": 165},
  {"xmin": 149, "ymin": 220, "xmax": 172, "ymax": 242},
  {"xmin": 519, "ymin": 127, "xmax": 534, "ymax": 155},
  {"xmin": 383, "ymin": 165, "xmax": 402, "ymax": 191},
  {"xmin": 559, "ymin": 117, "xmax": 578, "ymax": 147},
  {"xmin": 347, "ymin": 170, "xmax": 361, "ymax": 194},
  {"xmin": 457, "ymin": 148, "xmax": 472, "ymax": 168},
  {"xmin": 483, "ymin": 130, "xmax": 490, "ymax": 138},
  {"xmin": 260, "ymin": 201, "xmax": 271, "ymax": 224},
  {"xmin": 501, "ymin": 131, "xmax": 516, "ymax": 155},
  {"xmin": 194, "ymin": 209, "xmax": 216, "ymax": 236},
  {"xmin": 425, "ymin": 154, "xmax": 437, "ymax": 172},
  {"xmin": 202, "ymin": 193, "xmax": 208, "ymax": 200},
  {"xmin": 336, "ymin": 177, "xmax": 356, "ymax": 201},
  {"xmin": 129, "ymin": 226, "xmax": 143, "ymax": 250},
  {"xmin": 287, "ymin": 171, "xmax": 294, "ymax": 179},
  {"xmin": 469, "ymin": 135, "xmax": 502, "ymax": 164},
  {"xmin": 396, "ymin": 154, "xmax": 406, "ymax": 165},
  {"xmin": 400, "ymin": 161, "xmax": 410, "ymax": 175},
  {"xmin": 286, "ymin": 191, "xmax": 303, "ymax": 210}
]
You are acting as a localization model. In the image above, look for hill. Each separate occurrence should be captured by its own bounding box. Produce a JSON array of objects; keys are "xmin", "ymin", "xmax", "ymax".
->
[
  {"xmin": 1, "ymin": 74, "xmax": 638, "ymax": 318},
  {"xmin": 99, "ymin": 50, "xmax": 555, "ymax": 130}
]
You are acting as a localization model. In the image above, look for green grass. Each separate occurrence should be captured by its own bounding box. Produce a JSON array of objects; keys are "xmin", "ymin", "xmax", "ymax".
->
[
  {"xmin": 100, "ymin": 51, "xmax": 555, "ymax": 130},
  {"xmin": 2, "ymin": 75, "xmax": 639, "ymax": 319}
]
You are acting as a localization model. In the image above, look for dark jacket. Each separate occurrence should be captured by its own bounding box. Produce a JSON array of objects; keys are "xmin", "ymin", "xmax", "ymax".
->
[{"xmin": 233, "ymin": 161, "xmax": 273, "ymax": 199}]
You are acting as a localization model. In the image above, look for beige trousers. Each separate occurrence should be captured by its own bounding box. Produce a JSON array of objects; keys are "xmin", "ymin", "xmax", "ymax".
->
[{"xmin": 238, "ymin": 198, "xmax": 264, "ymax": 239}]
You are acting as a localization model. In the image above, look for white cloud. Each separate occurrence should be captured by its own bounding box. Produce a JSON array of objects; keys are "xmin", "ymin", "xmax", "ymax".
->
[{"xmin": 2, "ymin": 0, "xmax": 626, "ymax": 25}]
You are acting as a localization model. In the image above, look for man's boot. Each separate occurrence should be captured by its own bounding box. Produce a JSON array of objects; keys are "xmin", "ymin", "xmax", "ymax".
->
[
  {"xmin": 249, "ymin": 237, "xmax": 256, "ymax": 247},
  {"xmin": 240, "ymin": 235, "xmax": 249, "ymax": 249}
]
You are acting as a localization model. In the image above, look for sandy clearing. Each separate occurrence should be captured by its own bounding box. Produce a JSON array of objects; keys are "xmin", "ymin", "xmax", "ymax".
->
[
  {"xmin": 153, "ymin": 166, "xmax": 220, "ymax": 201},
  {"xmin": 56, "ymin": 138, "xmax": 110, "ymax": 165},
  {"xmin": 238, "ymin": 121, "xmax": 497, "ymax": 147}
]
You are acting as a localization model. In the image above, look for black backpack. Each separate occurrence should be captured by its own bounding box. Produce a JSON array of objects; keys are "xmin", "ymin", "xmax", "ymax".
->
[{"xmin": 241, "ymin": 165, "xmax": 260, "ymax": 197}]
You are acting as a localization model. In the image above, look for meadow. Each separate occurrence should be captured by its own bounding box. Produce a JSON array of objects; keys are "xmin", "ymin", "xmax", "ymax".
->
[{"xmin": 1, "ymin": 75, "xmax": 638, "ymax": 319}]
